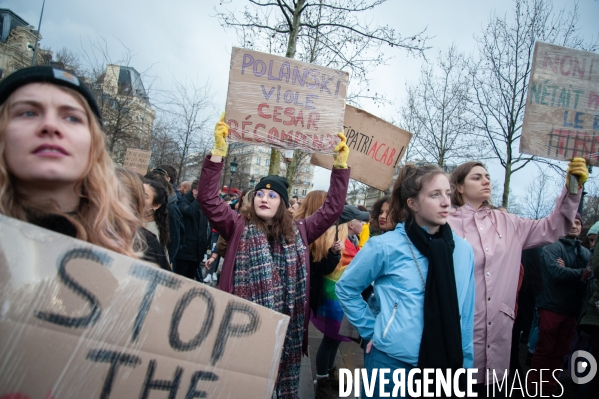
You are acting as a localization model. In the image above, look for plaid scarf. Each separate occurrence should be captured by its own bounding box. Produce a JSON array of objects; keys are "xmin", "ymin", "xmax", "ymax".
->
[{"xmin": 234, "ymin": 220, "xmax": 306, "ymax": 399}]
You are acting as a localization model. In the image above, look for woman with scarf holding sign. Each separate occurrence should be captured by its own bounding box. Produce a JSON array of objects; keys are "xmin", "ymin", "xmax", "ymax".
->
[
  {"xmin": 197, "ymin": 113, "xmax": 350, "ymax": 399},
  {"xmin": 336, "ymin": 164, "xmax": 475, "ymax": 398}
]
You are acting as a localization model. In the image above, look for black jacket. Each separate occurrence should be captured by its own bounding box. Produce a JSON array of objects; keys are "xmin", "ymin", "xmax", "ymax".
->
[
  {"xmin": 167, "ymin": 194, "xmax": 185, "ymax": 262},
  {"xmin": 29, "ymin": 213, "xmax": 171, "ymax": 272},
  {"xmin": 141, "ymin": 228, "xmax": 170, "ymax": 271},
  {"xmin": 537, "ymin": 237, "xmax": 590, "ymax": 316},
  {"xmin": 309, "ymin": 249, "xmax": 341, "ymax": 314},
  {"xmin": 176, "ymin": 190, "xmax": 210, "ymax": 262},
  {"xmin": 28, "ymin": 213, "xmax": 77, "ymax": 238}
]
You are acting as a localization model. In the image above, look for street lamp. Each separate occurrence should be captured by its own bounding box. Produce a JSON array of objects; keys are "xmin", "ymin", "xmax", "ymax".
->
[
  {"xmin": 229, "ymin": 157, "xmax": 238, "ymax": 193},
  {"xmin": 249, "ymin": 175, "xmax": 256, "ymax": 188},
  {"xmin": 31, "ymin": 0, "xmax": 46, "ymax": 67}
]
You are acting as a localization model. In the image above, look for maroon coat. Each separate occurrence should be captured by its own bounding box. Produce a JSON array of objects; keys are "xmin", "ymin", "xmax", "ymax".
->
[{"xmin": 197, "ymin": 155, "xmax": 350, "ymax": 353}]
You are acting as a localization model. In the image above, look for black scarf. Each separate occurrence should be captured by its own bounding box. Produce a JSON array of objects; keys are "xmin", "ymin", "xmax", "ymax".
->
[{"xmin": 404, "ymin": 214, "xmax": 463, "ymax": 372}]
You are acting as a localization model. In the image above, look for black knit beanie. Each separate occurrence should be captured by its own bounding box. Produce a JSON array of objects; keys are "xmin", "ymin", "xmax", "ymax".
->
[
  {"xmin": 0, "ymin": 66, "xmax": 102, "ymax": 123},
  {"xmin": 254, "ymin": 175, "xmax": 290, "ymax": 207}
]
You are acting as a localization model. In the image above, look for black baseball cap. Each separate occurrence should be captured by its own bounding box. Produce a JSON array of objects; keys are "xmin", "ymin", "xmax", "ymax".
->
[{"xmin": 338, "ymin": 205, "xmax": 370, "ymax": 224}]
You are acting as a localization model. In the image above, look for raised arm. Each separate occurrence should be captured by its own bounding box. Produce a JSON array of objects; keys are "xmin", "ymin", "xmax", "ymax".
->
[
  {"xmin": 304, "ymin": 167, "xmax": 350, "ymax": 243},
  {"xmin": 519, "ymin": 158, "xmax": 587, "ymax": 249},
  {"xmin": 304, "ymin": 132, "xmax": 351, "ymax": 244},
  {"xmin": 197, "ymin": 113, "xmax": 241, "ymax": 241},
  {"xmin": 518, "ymin": 186, "xmax": 581, "ymax": 249}
]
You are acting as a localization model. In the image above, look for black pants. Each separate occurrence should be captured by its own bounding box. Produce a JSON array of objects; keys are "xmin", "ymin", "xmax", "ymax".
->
[
  {"xmin": 510, "ymin": 292, "xmax": 536, "ymax": 375},
  {"xmin": 316, "ymin": 335, "xmax": 341, "ymax": 376},
  {"xmin": 175, "ymin": 259, "xmax": 200, "ymax": 280}
]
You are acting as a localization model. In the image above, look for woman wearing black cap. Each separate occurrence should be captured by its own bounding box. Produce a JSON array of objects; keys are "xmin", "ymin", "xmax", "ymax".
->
[
  {"xmin": 0, "ymin": 66, "xmax": 141, "ymax": 257},
  {"xmin": 197, "ymin": 113, "xmax": 350, "ymax": 399}
]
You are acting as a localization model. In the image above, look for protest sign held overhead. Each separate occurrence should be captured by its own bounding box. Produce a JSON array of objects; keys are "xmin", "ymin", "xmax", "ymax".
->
[
  {"xmin": 311, "ymin": 105, "xmax": 412, "ymax": 191},
  {"xmin": 521, "ymin": 42, "xmax": 599, "ymax": 165},
  {"xmin": 225, "ymin": 47, "xmax": 349, "ymax": 154},
  {"xmin": 0, "ymin": 215, "xmax": 289, "ymax": 399},
  {"xmin": 123, "ymin": 148, "xmax": 152, "ymax": 174}
]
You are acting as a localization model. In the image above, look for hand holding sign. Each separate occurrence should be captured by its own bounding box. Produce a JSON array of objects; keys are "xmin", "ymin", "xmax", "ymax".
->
[
  {"xmin": 520, "ymin": 42, "xmax": 599, "ymax": 179},
  {"xmin": 333, "ymin": 132, "xmax": 349, "ymax": 169},
  {"xmin": 211, "ymin": 112, "xmax": 229, "ymax": 157},
  {"xmin": 566, "ymin": 157, "xmax": 589, "ymax": 192}
]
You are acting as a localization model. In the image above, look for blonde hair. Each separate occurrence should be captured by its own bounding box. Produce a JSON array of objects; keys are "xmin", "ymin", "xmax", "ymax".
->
[
  {"xmin": 294, "ymin": 190, "xmax": 348, "ymax": 261},
  {"xmin": 115, "ymin": 167, "xmax": 145, "ymax": 218},
  {"xmin": 0, "ymin": 84, "xmax": 141, "ymax": 258}
]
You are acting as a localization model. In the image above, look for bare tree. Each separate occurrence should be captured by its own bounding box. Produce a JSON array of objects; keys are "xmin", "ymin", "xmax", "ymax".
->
[
  {"xmin": 520, "ymin": 166, "xmax": 561, "ymax": 219},
  {"xmin": 221, "ymin": 143, "xmax": 256, "ymax": 191},
  {"xmin": 51, "ymin": 47, "xmax": 83, "ymax": 75},
  {"xmin": 281, "ymin": 150, "xmax": 312, "ymax": 192},
  {"xmin": 157, "ymin": 79, "xmax": 214, "ymax": 184},
  {"xmin": 149, "ymin": 118, "xmax": 180, "ymax": 167},
  {"xmin": 347, "ymin": 178, "xmax": 367, "ymax": 205},
  {"xmin": 401, "ymin": 46, "xmax": 486, "ymax": 168},
  {"xmin": 216, "ymin": 0, "xmax": 431, "ymax": 188},
  {"xmin": 470, "ymin": 0, "xmax": 597, "ymax": 207}
]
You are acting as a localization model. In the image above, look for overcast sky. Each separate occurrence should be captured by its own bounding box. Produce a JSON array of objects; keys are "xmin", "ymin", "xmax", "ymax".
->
[{"xmin": 7, "ymin": 0, "xmax": 599, "ymax": 202}]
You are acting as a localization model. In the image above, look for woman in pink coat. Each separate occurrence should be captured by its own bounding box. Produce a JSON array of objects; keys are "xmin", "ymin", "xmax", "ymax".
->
[{"xmin": 447, "ymin": 160, "xmax": 588, "ymax": 396}]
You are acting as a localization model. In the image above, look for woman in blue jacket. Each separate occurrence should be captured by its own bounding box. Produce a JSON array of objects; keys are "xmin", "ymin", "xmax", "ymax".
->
[{"xmin": 336, "ymin": 164, "xmax": 475, "ymax": 398}]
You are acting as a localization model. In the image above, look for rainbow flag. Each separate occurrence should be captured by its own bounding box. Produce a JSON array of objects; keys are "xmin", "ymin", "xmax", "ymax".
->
[{"xmin": 310, "ymin": 238, "xmax": 359, "ymax": 341}]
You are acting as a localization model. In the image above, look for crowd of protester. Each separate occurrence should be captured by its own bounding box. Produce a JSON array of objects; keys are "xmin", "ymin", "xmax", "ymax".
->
[{"xmin": 2, "ymin": 66, "xmax": 599, "ymax": 399}]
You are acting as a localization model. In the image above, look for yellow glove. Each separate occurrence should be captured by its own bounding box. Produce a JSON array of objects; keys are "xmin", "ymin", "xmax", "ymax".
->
[
  {"xmin": 333, "ymin": 132, "xmax": 349, "ymax": 169},
  {"xmin": 566, "ymin": 157, "xmax": 588, "ymax": 189},
  {"xmin": 211, "ymin": 112, "xmax": 229, "ymax": 157}
]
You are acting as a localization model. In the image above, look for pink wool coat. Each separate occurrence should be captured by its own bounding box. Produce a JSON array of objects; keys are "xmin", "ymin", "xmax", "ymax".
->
[{"xmin": 448, "ymin": 186, "xmax": 581, "ymax": 384}]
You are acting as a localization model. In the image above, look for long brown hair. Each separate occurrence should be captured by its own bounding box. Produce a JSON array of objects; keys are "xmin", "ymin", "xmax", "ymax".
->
[
  {"xmin": 294, "ymin": 190, "xmax": 348, "ymax": 260},
  {"xmin": 294, "ymin": 190, "xmax": 326, "ymax": 220},
  {"xmin": 115, "ymin": 167, "xmax": 145, "ymax": 218},
  {"xmin": 115, "ymin": 167, "xmax": 149, "ymax": 257},
  {"xmin": 241, "ymin": 190, "xmax": 296, "ymax": 242},
  {"xmin": 389, "ymin": 163, "xmax": 447, "ymax": 224},
  {"xmin": 450, "ymin": 161, "xmax": 491, "ymax": 208},
  {"xmin": 0, "ymin": 84, "xmax": 141, "ymax": 258}
]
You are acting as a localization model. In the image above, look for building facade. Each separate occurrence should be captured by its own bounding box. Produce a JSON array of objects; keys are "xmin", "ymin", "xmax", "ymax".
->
[
  {"xmin": 93, "ymin": 64, "xmax": 156, "ymax": 163},
  {"xmin": 0, "ymin": 9, "xmax": 52, "ymax": 79},
  {"xmin": 0, "ymin": 9, "xmax": 156, "ymax": 166},
  {"xmin": 225, "ymin": 145, "xmax": 315, "ymax": 198}
]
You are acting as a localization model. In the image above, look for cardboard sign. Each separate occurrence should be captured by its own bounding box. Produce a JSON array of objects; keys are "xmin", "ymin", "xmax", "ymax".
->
[
  {"xmin": 310, "ymin": 105, "xmax": 412, "ymax": 191},
  {"xmin": 520, "ymin": 42, "xmax": 599, "ymax": 165},
  {"xmin": 225, "ymin": 47, "xmax": 349, "ymax": 154},
  {"xmin": 0, "ymin": 215, "xmax": 289, "ymax": 399},
  {"xmin": 123, "ymin": 148, "xmax": 152, "ymax": 174}
]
